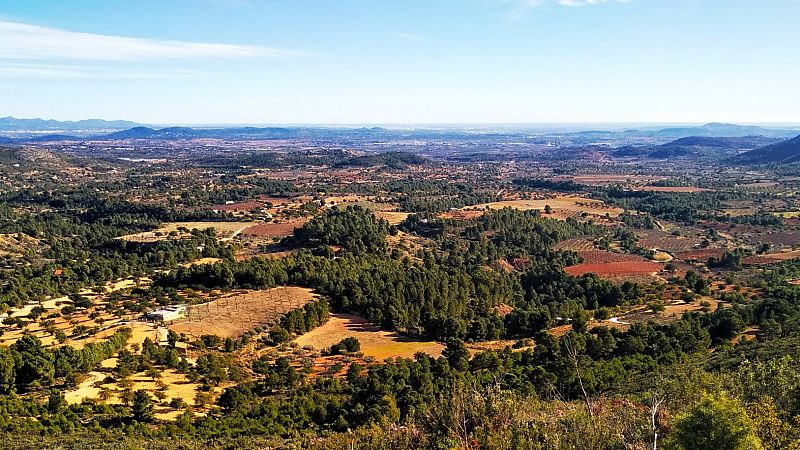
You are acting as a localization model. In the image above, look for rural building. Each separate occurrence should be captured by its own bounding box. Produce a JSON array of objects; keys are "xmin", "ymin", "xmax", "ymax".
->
[{"xmin": 145, "ymin": 305, "xmax": 187, "ymax": 323}]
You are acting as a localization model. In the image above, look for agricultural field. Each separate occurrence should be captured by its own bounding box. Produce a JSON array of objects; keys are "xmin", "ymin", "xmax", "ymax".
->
[
  {"xmin": 169, "ymin": 287, "xmax": 318, "ymax": 339},
  {"xmin": 241, "ymin": 219, "xmax": 308, "ymax": 238},
  {"xmin": 0, "ymin": 277, "xmax": 148, "ymax": 349},
  {"xmin": 575, "ymin": 250, "xmax": 649, "ymax": 264},
  {"xmin": 119, "ymin": 221, "xmax": 256, "ymax": 243},
  {"xmin": 565, "ymin": 260, "xmax": 663, "ymax": 278},
  {"xmin": 374, "ymin": 210, "xmax": 410, "ymax": 225},
  {"xmin": 180, "ymin": 257, "xmax": 223, "ymax": 267},
  {"xmin": 465, "ymin": 197, "xmax": 623, "ymax": 220},
  {"xmin": 673, "ymin": 248, "xmax": 727, "ymax": 262},
  {"xmin": 293, "ymin": 313, "xmax": 445, "ymax": 360},
  {"xmin": 743, "ymin": 249, "xmax": 800, "ymax": 265},
  {"xmin": 552, "ymin": 237, "xmax": 597, "ymax": 252},
  {"xmin": 635, "ymin": 229, "xmax": 703, "ymax": 253}
]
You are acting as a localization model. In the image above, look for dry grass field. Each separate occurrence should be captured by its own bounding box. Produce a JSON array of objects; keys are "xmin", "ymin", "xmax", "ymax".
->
[
  {"xmin": 466, "ymin": 197, "xmax": 623, "ymax": 219},
  {"xmin": 635, "ymin": 230, "xmax": 702, "ymax": 253},
  {"xmin": 0, "ymin": 277, "xmax": 149, "ymax": 349},
  {"xmin": 374, "ymin": 211, "xmax": 410, "ymax": 225},
  {"xmin": 169, "ymin": 287, "xmax": 318, "ymax": 339},
  {"xmin": 119, "ymin": 221, "xmax": 256, "ymax": 243},
  {"xmin": 181, "ymin": 257, "xmax": 223, "ymax": 267},
  {"xmin": 293, "ymin": 313, "xmax": 445, "ymax": 360},
  {"xmin": 0, "ymin": 232, "xmax": 42, "ymax": 258},
  {"xmin": 64, "ymin": 364, "xmax": 225, "ymax": 420}
]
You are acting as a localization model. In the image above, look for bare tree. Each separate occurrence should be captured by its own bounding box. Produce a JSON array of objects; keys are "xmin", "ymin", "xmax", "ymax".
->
[
  {"xmin": 650, "ymin": 392, "xmax": 665, "ymax": 450},
  {"xmin": 564, "ymin": 335, "xmax": 594, "ymax": 418}
]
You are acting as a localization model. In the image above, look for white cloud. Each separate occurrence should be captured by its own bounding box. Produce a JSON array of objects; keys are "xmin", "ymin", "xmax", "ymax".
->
[
  {"xmin": 499, "ymin": 0, "xmax": 633, "ymax": 8},
  {"xmin": 392, "ymin": 32, "xmax": 430, "ymax": 42},
  {"xmin": 0, "ymin": 20, "xmax": 298, "ymax": 62},
  {"xmin": 0, "ymin": 62, "xmax": 203, "ymax": 79}
]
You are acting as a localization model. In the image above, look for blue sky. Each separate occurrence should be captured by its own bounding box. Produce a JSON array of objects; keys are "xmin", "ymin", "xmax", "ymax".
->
[{"xmin": 0, "ymin": 0, "xmax": 798, "ymax": 125}]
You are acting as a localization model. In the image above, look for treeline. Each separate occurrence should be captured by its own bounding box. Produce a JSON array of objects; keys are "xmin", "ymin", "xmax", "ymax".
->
[
  {"xmin": 398, "ymin": 193, "xmax": 500, "ymax": 214},
  {"xmin": 270, "ymin": 300, "xmax": 330, "ymax": 343},
  {"xmin": 513, "ymin": 177, "xmax": 585, "ymax": 192},
  {"xmin": 601, "ymin": 189, "xmax": 780, "ymax": 227}
]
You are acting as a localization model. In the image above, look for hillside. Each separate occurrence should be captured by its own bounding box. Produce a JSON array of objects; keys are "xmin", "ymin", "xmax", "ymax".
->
[
  {"xmin": 732, "ymin": 135, "xmax": 800, "ymax": 165},
  {"xmin": 0, "ymin": 116, "xmax": 141, "ymax": 132},
  {"xmin": 0, "ymin": 146, "xmax": 76, "ymax": 174},
  {"xmin": 612, "ymin": 135, "xmax": 776, "ymax": 159}
]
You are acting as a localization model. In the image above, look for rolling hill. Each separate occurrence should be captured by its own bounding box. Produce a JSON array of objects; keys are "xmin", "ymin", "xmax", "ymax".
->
[
  {"xmin": 0, "ymin": 116, "xmax": 141, "ymax": 132},
  {"xmin": 651, "ymin": 122, "xmax": 799, "ymax": 138},
  {"xmin": 612, "ymin": 136, "xmax": 777, "ymax": 159},
  {"xmin": 731, "ymin": 135, "xmax": 800, "ymax": 165}
]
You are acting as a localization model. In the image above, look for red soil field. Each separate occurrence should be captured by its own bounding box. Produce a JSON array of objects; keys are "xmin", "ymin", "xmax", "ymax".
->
[
  {"xmin": 743, "ymin": 256, "xmax": 777, "ymax": 266},
  {"xmin": 565, "ymin": 261, "xmax": 663, "ymax": 277},
  {"xmin": 635, "ymin": 230, "xmax": 700, "ymax": 252},
  {"xmin": 577, "ymin": 250, "xmax": 647, "ymax": 264},
  {"xmin": 242, "ymin": 220, "xmax": 307, "ymax": 238},
  {"xmin": 757, "ymin": 232, "xmax": 800, "ymax": 247},
  {"xmin": 674, "ymin": 248, "xmax": 726, "ymax": 262},
  {"xmin": 257, "ymin": 196, "xmax": 294, "ymax": 205}
]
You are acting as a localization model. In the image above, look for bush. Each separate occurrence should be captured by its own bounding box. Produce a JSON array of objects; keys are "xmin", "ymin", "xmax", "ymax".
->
[
  {"xmin": 666, "ymin": 394, "xmax": 762, "ymax": 450},
  {"xmin": 329, "ymin": 337, "xmax": 360, "ymax": 355}
]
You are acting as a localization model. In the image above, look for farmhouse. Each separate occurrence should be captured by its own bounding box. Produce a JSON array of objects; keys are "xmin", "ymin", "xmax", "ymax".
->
[{"xmin": 145, "ymin": 305, "xmax": 187, "ymax": 323}]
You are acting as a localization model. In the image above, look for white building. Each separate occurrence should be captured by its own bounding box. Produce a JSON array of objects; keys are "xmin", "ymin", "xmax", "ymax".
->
[{"xmin": 145, "ymin": 305, "xmax": 187, "ymax": 323}]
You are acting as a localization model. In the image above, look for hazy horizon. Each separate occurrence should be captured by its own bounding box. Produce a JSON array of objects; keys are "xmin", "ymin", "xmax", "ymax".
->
[{"xmin": 5, "ymin": 118, "xmax": 800, "ymax": 132}]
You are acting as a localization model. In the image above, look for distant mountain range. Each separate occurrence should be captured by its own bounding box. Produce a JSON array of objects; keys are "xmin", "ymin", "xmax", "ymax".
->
[
  {"xmin": 0, "ymin": 116, "xmax": 142, "ymax": 132},
  {"xmin": 102, "ymin": 126, "xmax": 300, "ymax": 140},
  {"xmin": 648, "ymin": 122, "xmax": 798, "ymax": 138},
  {"xmin": 611, "ymin": 135, "xmax": 780, "ymax": 159},
  {"xmin": 732, "ymin": 135, "xmax": 800, "ymax": 165},
  {"xmin": 1, "ymin": 118, "xmax": 799, "ymax": 144}
]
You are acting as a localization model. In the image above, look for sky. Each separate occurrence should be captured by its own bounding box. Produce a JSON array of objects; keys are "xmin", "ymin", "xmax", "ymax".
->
[{"xmin": 0, "ymin": 0, "xmax": 798, "ymax": 125}]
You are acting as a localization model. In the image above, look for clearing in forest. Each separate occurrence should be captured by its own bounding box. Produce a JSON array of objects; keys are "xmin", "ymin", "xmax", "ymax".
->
[
  {"xmin": 465, "ymin": 197, "xmax": 623, "ymax": 219},
  {"xmin": 294, "ymin": 313, "xmax": 445, "ymax": 360},
  {"xmin": 119, "ymin": 221, "xmax": 256, "ymax": 242},
  {"xmin": 241, "ymin": 219, "xmax": 308, "ymax": 238},
  {"xmin": 374, "ymin": 211, "xmax": 410, "ymax": 225}
]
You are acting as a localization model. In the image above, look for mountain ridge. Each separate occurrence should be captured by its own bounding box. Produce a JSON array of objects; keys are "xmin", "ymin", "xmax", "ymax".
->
[{"xmin": 732, "ymin": 135, "xmax": 800, "ymax": 165}]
